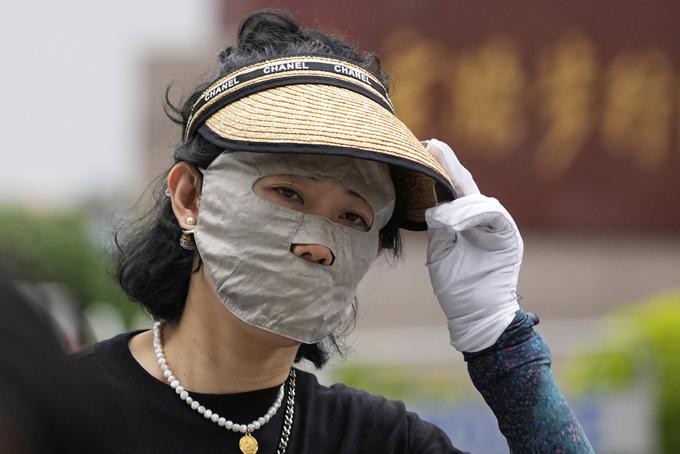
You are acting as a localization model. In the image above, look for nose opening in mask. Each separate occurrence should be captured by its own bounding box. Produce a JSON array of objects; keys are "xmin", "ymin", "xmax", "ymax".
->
[{"xmin": 290, "ymin": 243, "xmax": 335, "ymax": 266}]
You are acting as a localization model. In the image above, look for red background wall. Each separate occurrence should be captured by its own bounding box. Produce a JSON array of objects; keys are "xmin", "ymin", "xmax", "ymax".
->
[{"xmin": 220, "ymin": 1, "xmax": 680, "ymax": 231}]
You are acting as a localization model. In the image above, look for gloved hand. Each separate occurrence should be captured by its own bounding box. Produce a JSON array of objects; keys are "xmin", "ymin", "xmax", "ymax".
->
[{"xmin": 424, "ymin": 139, "xmax": 523, "ymax": 353}]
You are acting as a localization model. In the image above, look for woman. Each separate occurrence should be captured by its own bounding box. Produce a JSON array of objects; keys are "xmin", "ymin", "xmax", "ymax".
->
[{"xmin": 70, "ymin": 10, "xmax": 594, "ymax": 453}]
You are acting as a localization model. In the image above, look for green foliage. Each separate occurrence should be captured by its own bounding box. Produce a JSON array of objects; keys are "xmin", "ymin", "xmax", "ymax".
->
[
  {"xmin": 564, "ymin": 291, "xmax": 680, "ymax": 454},
  {"xmin": 0, "ymin": 206, "xmax": 137, "ymax": 324},
  {"xmin": 333, "ymin": 362, "xmax": 470, "ymax": 403},
  {"xmin": 565, "ymin": 350, "xmax": 636, "ymax": 393}
]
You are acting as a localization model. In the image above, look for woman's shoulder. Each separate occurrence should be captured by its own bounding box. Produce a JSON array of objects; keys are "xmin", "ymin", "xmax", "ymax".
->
[
  {"xmin": 67, "ymin": 330, "xmax": 141, "ymax": 365},
  {"xmin": 64, "ymin": 330, "xmax": 146, "ymax": 392},
  {"xmin": 299, "ymin": 369, "xmax": 408, "ymax": 415},
  {"xmin": 295, "ymin": 369, "xmax": 462, "ymax": 453}
]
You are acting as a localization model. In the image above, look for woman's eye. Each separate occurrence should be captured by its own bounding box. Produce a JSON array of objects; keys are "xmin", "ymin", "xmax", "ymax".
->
[
  {"xmin": 274, "ymin": 186, "xmax": 302, "ymax": 203},
  {"xmin": 342, "ymin": 212, "xmax": 369, "ymax": 229}
]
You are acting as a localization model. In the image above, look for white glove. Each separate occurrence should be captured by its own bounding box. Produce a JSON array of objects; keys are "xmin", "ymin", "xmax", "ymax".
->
[{"xmin": 424, "ymin": 139, "xmax": 523, "ymax": 353}]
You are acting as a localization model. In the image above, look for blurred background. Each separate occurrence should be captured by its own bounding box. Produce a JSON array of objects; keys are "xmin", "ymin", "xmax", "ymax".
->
[{"xmin": 1, "ymin": 1, "xmax": 678, "ymax": 452}]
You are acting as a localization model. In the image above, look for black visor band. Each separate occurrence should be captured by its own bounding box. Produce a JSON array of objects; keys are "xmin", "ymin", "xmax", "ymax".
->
[{"xmin": 184, "ymin": 56, "xmax": 394, "ymax": 141}]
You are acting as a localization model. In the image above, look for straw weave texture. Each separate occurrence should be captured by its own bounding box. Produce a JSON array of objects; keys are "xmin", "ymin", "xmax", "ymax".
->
[{"xmin": 204, "ymin": 84, "xmax": 453, "ymax": 224}]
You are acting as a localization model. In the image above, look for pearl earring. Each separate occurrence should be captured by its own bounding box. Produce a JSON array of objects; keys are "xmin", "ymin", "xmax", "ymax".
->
[{"xmin": 186, "ymin": 216, "xmax": 196, "ymax": 225}]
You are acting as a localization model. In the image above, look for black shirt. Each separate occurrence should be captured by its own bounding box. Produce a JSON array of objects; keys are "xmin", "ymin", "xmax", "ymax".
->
[{"xmin": 68, "ymin": 331, "xmax": 463, "ymax": 453}]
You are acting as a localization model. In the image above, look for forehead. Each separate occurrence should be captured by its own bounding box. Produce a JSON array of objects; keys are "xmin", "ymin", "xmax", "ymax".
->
[{"xmin": 252, "ymin": 153, "xmax": 396, "ymax": 210}]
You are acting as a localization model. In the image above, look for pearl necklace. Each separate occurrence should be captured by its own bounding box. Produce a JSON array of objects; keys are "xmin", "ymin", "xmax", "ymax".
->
[{"xmin": 152, "ymin": 321, "xmax": 296, "ymax": 454}]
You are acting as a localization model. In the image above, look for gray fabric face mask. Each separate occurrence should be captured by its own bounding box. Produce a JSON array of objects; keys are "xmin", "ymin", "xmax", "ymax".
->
[{"xmin": 194, "ymin": 152, "xmax": 396, "ymax": 344}]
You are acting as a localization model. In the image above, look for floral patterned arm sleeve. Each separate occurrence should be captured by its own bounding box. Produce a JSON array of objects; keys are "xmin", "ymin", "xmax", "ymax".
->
[{"xmin": 463, "ymin": 310, "xmax": 595, "ymax": 453}]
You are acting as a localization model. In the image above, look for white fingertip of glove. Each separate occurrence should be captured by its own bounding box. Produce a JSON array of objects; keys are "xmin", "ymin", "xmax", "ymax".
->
[
  {"xmin": 425, "ymin": 138, "xmax": 480, "ymax": 197},
  {"xmin": 424, "ymin": 139, "xmax": 523, "ymax": 353}
]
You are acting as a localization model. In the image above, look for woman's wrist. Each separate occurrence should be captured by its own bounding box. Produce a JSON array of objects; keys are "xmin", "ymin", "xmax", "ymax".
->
[{"xmin": 462, "ymin": 309, "xmax": 541, "ymax": 361}]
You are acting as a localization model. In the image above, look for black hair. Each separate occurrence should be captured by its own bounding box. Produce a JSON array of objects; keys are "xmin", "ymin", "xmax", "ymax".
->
[{"xmin": 116, "ymin": 9, "xmax": 402, "ymax": 369}]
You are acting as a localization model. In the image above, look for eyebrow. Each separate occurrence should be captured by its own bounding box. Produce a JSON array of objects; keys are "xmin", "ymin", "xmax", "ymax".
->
[
  {"xmin": 303, "ymin": 175, "xmax": 366, "ymax": 201},
  {"xmin": 344, "ymin": 187, "xmax": 364, "ymax": 200}
]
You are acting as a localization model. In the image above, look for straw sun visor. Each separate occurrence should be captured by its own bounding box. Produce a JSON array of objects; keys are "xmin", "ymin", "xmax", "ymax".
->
[{"xmin": 188, "ymin": 56, "xmax": 456, "ymax": 230}]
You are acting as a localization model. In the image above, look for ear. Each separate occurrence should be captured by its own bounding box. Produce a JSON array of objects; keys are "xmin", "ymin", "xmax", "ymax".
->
[{"xmin": 167, "ymin": 162, "xmax": 202, "ymax": 230}]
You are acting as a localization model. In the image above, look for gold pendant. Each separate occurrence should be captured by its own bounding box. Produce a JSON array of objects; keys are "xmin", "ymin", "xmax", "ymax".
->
[{"xmin": 239, "ymin": 432, "xmax": 258, "ymax": 454}]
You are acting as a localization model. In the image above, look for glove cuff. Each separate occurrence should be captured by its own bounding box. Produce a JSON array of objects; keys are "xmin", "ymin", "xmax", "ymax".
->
[{"xmin": 449, "ymin": 303, "xmax": 520, "ymax": 352}]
